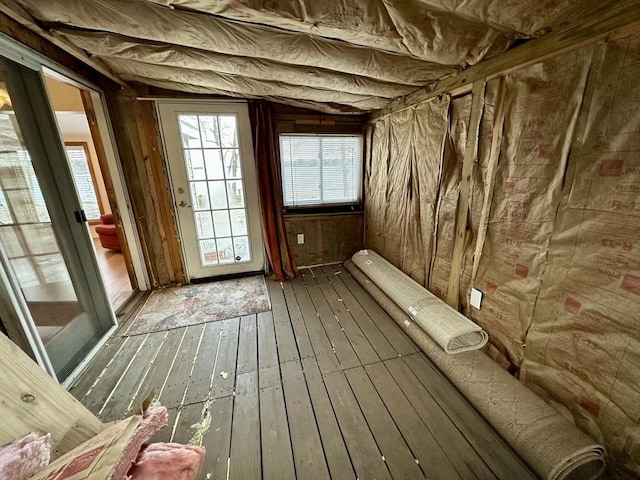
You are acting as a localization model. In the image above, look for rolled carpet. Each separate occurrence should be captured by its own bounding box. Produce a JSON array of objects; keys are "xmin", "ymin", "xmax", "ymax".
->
[
  {"xmin": 344, "ymin": 259, "xmax": 606, "ymax": 480},
  {"xmin": 351, "ymin": 249, "xmax": 488, "ymax": 353}
]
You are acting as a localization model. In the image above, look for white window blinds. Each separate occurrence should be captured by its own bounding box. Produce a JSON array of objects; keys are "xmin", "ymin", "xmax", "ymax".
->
[
  {"xmin": 279, "ymin": 135, "xmax": 362, "ymax": 207},
  {"xmin": 65, "ymin": 145, "xmax": 101, "ymax": 221}
]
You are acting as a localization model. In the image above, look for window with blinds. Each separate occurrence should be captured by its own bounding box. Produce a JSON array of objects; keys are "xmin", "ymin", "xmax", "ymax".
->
[
  {"xmin": 65, "ymin": 144, "xmax": 101, "ymax": 221},
  {"xmin": 279, "ymin": 134, "xmax": 362, "ymax": 208}
]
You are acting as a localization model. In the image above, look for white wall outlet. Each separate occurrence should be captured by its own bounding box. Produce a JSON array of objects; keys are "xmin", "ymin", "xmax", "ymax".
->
[
  {"xmin": 297, "ymin": 233, "xmax": 305, "ymax": 244},
  {"xmin": 470, "ymin": 288, "xmax": 483, "ymax": 309}
]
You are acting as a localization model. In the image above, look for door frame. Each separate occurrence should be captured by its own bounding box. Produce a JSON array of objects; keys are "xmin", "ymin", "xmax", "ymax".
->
[
  {"xmin": 0, "ymin": 34, "xmax": 149, "ymax": 382},
  {"xmin": 0, "ymin": 35, "xmax": 149, "ymax": 295},
  {"xmin": 0, "ymin": 55, "xmax": 116, "ymax": 380},
  {"xmin": 156, "ymin": 101, "xmax": 266, "ymax": 280}
]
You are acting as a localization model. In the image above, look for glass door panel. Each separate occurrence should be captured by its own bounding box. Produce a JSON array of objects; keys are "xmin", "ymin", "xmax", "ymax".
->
[
  {"xmin": 158, "ymin": 103, "xmax": 264, "ymax": 279},
  {"xmin": 0, "ymin": 60, "xmax": 115, "ymax": 381},
  {"xmin": 178, "ymin": 114, "xmax": 251, "ymax": 267}
]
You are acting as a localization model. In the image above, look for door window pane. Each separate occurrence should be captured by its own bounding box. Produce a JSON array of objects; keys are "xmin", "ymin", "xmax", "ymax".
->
[
  {"xmin": 233, "ymin": 236, "xmax": 250, "ymax": 262},
  {"xmin": 208, "ymin": 181, "xmax": 228, "ymax": 209},
  {"xmin": 204, "ymin": 149, "xmax": 224, "ymax": 180},
  {"xmin": 199, "ymin": 116, "xmax": 220, "ymax": 148},
  {"xmin": 184, "ymin": 149, "xmax": 206, "ymax": 181},
  {"xmin": 212, "ymin": 210, "xmax": 231, "ymax": 237},
  {"xmin": 218, "ymin": 115, "xmax": 238, "ymax": 147},
  {"xmin": 216, "ymin": 237, "xmax": 234, "ymax": 264},
  {"xmin": 230, "ymin": 209, "xmax": 247, "ymax": 236},
  {"xmin": 200, "ymin": 239, "xmax": 218, "ymax": 265},
  {"xmin": 177, "ymin": 112, "xmax": 254, "ymax": 270},
  {"xmin": 226, "ymin": 180, "xmax": 244, "ymax": 208},
  {"xmin": 179, "ymin": 115, "xmax": 201, "ymax": 148},
  {"xmin": 223, "ymin": 149, "xmax": 242, "ymax": 179},
  {"xmin": 191, "ymin": 181, "xmax": 210, "ymax": 210},
  {"xmin": 194, "ymin": 211, "xmax": 214, "ymax": 239}
]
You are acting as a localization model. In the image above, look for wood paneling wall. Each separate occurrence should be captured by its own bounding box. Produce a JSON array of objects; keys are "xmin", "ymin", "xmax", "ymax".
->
[
  {"xmin": 101, "ymin": 86, "xmax": 185, "ymax": 286},
  {"xmin": 285, "ymin": 213, "xmax": 363, "ymax": 267}
]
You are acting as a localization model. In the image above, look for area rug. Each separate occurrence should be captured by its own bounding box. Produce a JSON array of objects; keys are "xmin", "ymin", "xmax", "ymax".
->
[{"xmin": 124, "ymin": 275, "xmax": 271, "ymax": 336}]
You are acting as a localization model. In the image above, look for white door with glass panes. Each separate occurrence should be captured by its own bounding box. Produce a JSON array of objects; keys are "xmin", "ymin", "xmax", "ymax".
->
[{"xmin": 157, "ymin": 103, "xmax": 264, "ymax": 279}]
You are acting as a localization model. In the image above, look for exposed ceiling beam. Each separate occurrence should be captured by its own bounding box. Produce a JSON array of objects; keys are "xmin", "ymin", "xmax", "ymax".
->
[
  {"xmin": 0, "ymin": 0, "xmax": 128, "ymax": 87},
  {"xmin": 15, "ymin": 0, "xmax": 455, "ymax": 85},
  {"xmin": 141, "ymin": 0, "xmax": 515, "ymax": 65},
  {"xmin": 371, "ymin": 0, "xmax": 640, "ymax": 120},
  {"xmin": 105, "ymin": 57, "xmax": 390, "ymax": 110},
  {"xmin": 55, "ymin": 29, "xmax": 420, "ymax": 99},
  {"xmin": 131, "ymin": 78, "xmax": 367, "ymax": 115}
]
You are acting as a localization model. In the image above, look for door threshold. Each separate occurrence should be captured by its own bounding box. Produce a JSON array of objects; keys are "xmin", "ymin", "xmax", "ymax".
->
[
  {"xmin": 115, "ymin": 290, "xmax": 151, "ymax": 334},
  {"xmin": 190, "ymin": 269, "xmax": 266, "ymax": 284}
]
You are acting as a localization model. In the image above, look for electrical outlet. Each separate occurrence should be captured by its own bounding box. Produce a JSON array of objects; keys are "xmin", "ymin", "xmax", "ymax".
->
[
  {"xmin": 297, "ymin": 233, "xmax": 304, "ymax": 244},
  {"xmin": 470, "ymin": 288, "xmax": 483, "ymax": 309}
]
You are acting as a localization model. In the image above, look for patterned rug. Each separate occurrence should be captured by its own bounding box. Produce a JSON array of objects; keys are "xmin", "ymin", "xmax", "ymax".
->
[{"xmin": 124, "ymin": 275, "xmax": 271, "ymax": 336}]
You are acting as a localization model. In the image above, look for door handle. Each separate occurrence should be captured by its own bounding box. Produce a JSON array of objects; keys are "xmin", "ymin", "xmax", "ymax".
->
[{"xmin": 178, "ymin": 201, "xmax": 191, "ymax": 208}]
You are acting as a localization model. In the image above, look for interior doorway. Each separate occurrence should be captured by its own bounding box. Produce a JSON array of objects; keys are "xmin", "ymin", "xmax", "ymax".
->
[{"xmin": 43, "ymin": 75, "xmax": 135, "ymax": 311}]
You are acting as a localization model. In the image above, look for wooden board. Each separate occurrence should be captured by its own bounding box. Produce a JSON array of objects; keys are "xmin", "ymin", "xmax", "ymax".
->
[
  {"xmin": 268, "ymin": 281, "xmax": 301, "ymax": 364},
  {"xmin": 312, "ymin": 267, "xmax": 380, "ymax": 365},
  {"xmin": 301, "ymin": 357, "xmax": 355, "ymax": 480},
  {"xmin": 260, "ymin": 382, "xmax": 296, "ymax": 480},
  {"xmin": 364, "ymin": 362, "xmax": 463, "ymax": 480},
  {"xmin": 126, "ymin": 326, "xmax": 185, "ymax": 413},
  {"xmin": 237, "ymin": 314, "xmax": 258, "ymax": 375},
  {"xmin": 290, "ymin": 275, "xmax": 341, "ymax": 374},
  {"xmin": 210, "ymin": 317, "xmax": 241, "ymax": 399},
  {"xmin": 61, "ymin": 270, "xmax": 539, "ymax": 479},
  {"xmin": 446, "ymin": 80, "xmax": 486, "ymax": 309},
  {"xmin": 183, "ymin": 321, "xmax": 223, "ymax": 405},
  {"xmin": 301, "ymin": 272, "xmax": 361, "ymax": 369},
  {"xmin": 281, "ymin": 279, "xmax": 315, "ymax": 359},
  {"xmin": 172, "ymin": 401, "xmax": 205, "ymax": 444},
  {"xmin": 324, "ymin": 265, "xmax": 398, "ymax": 360},
  {"xmin": 281, "ymin": 359, "xmax": 330, "ymax": 480},
  {"xmin": 99, "ymin": 331, "xmax": 166, "ymax": 421},
  {"xmin": 257, "ymin": 311, "xmax": 281, "ymax": 389},
  {"xmin": 0, "ymin": 333, "xmax": 103, "ymax": 460},
  {"xmin": 345, "ymin": 366, "xmax": 426, "ymax": 479},
  {"xmin": 200, "ymin": 396, "xmax": 233, "ymax": 480},
  {"xmin": 323, "ymin": 370, "xmax": 392, "ymax": 480},
  {"xmin": 336, "ymin": 267, "xmax": 417, "ymax": 355},
  {"xmin": 82, "ymin": 334, "xmax": 146, "ymax": 415},
  {"xmin": 229, "ymin": 371, "xmax": 261, "ymax": 479},
  {"xmin": 384, "ymin": 356, "xmax": 495, "ymax": 479},
  {"xmin": 158, "ymin": 324, "xmax": 204, "ymax": 408},
  {"xmin": 69, "ymin": 337, "xmax": 124, "ymax": 402}
]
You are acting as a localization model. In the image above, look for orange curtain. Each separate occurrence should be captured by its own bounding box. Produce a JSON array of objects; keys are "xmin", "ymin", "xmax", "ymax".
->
[{"xmin": 248, "ymin": 100, "xmax": 298, "ymax": 280}]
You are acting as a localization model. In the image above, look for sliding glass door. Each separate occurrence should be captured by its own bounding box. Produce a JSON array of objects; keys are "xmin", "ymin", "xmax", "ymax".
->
[{"xmin": 0, "ymin": 57, "xmax": 115, "ymax": 381}]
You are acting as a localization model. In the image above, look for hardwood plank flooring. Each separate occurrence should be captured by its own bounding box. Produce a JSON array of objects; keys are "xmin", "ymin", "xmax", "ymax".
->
[
  {"xmin": 69, "ymin": 266, "xmax": 537, "ymax": 480},
  {"xmin": 93, "ymin": 237, "xmax": 134, "ymax": 311}
]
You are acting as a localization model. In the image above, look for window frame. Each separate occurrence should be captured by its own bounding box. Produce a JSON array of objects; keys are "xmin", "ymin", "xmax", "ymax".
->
[
  {"xmin": 278, "ymin": 133, "xmax": 364, "ymax": 214},
  {"xmin": 64, "ymin": 142, "xmax": 103, "ymax": 222}
]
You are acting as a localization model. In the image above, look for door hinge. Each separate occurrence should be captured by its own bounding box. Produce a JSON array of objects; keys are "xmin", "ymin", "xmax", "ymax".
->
[{"xmin": 74, "ymin": 210, "xmax": 87, "ymax": 223}]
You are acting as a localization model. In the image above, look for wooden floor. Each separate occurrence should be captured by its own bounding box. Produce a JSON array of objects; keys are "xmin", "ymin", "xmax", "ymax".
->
[
  {"xmin": 69, "ymin": 265, "xmax": 536, "ymax": 480},
  {"xmin": 93, "ymin": 237, "xmax": 134, "ymax": 311}
]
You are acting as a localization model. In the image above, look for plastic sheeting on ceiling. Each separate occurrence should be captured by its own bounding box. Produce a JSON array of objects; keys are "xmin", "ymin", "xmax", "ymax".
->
[{"xmin": 3, "ymin": 0, "xmax": 613, "ymax": 113}]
